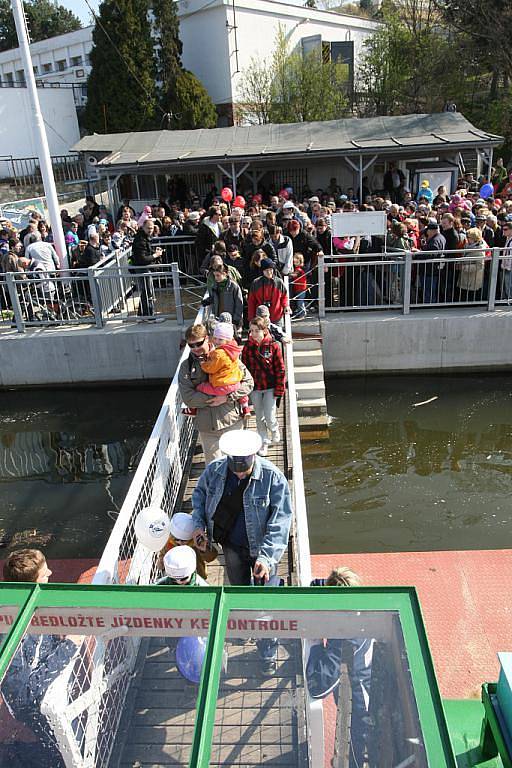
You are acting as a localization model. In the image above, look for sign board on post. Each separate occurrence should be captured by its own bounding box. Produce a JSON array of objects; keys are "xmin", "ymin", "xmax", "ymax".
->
[
  {"xmin": 0, "ymin": 197, "xmax": 46, "ymax": 231},
  {"xmin": 331, "ymin": 211, "xmax": 387, "ymax": 237}
]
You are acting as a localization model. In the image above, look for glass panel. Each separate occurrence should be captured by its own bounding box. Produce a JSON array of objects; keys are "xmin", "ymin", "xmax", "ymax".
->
[
  {"xmin": 0, "ymin": 605, "xmax": 19, "ymax": 650},
  {"xmin": 210, "ymin": 609, "xmax": 427, "ymax": 768},
  {"xmin": 0, "ymin": 603, "xmax": 212, "ymax": 767}
]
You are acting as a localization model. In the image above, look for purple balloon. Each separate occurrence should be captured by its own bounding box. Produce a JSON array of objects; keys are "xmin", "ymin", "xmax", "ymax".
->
[
  {"xmin": 176, "ymin": 636, "xmax": 207, "ymax": 684},
  {"xmin": 480, "ymin": 183, "xmax": 494, "ymax": 199}
]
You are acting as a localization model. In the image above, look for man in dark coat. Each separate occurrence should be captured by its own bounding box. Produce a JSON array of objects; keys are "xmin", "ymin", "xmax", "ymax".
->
[{"xmin": 131, "ymin": 219, "xmax": 163, "ymax": 318}]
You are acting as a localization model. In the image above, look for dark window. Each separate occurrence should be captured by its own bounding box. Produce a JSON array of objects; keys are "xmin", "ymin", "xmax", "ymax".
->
[{"xmin": 331, "ymin": 41, "xmax": 354, "ymax": 96}]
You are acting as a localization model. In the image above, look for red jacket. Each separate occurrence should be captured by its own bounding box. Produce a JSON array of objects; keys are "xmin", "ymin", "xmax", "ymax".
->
[
  {"xmin": 290, "ymin": 266, "xmax": 307, "ymax": 294},
  {"xmin": 248, "ymin": 275, "xmax": 288, "ymax": 323},
  {"xmin": 241, "ymin": 334, "xmax": 286, "ymax": 396}
]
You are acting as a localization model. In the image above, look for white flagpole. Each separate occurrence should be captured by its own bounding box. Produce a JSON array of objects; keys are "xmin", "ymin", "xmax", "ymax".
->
[{"xmin": 10, "ymin": 0, "xmax": 67, "ymax": 265}]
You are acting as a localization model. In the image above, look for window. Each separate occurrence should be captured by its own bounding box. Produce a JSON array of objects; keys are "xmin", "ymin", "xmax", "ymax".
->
[
  {"xmin": 56, "ymin": 59, "xmax": 66, "ymax": 72},
  {"xmin": 271, "ymin": 168, "xmax": 309, "ymax": 197},
  {"xmin": 15, "ymin": 69, "xmax": 25, "ymax": 84},
  {"xmin": 71, "ymin": 55, "xmax": 82, "ymax": 66},
  {"xmin": 331, "ymin": 40, "xmax": 354, "ymax": 94},
  {"xmin": 75, "ymin": 69, "xmax": 85, "ymax": 78},
  {"xmin": 42, "ymin": 62, "xmax": 52, "ymax": 73},
  {"xmin": 5, "ymin": 72, "xmax": 14, "ymax": 85},
  {"xmin": 32, "ymin": 65, "xmax": 38, "ymax": 75},
  {"xmin": 301, "ymin": 34, "xmax": 321, "ymax": 58}
]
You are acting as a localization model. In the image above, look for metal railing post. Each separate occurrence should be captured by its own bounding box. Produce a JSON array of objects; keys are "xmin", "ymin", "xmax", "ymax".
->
[
  {"xmin": 488, "ymin": 248, "xmax": 500, "ymax": 312},
  {"xmin": 171, "ymin": 261, "xmax": 184, "ymax": 325},
  {"xmin": 402, "ymin": 251, "xmax": 412, "ymax": 315},
  {"xmin": 5, "ymin": 273, "xmax": 25, "ymax": 332},
  {"xmin": 87, "ymin": 267, "xmax": 104, "ymax": 328},
  {"xmin": 318, "ymin": 254, "xmax": 326, "ymax": 319}
]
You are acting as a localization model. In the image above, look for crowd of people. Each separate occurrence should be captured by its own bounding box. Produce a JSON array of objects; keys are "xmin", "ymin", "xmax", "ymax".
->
[{"xmin": 3, "ymin": 162, "xmax": 512, "ymax": 319}]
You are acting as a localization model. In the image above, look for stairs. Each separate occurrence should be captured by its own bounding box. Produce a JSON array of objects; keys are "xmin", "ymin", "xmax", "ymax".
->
[{"xmin": 292, "ymin": 337, "xmax": 329, "ymax": 437}]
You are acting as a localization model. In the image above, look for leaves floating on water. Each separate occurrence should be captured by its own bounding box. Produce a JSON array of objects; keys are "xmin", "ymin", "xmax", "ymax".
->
[
  {"xmin": 9, "ymin": 528, "xmax": 54, "ymax": 547},
  {"xmin": 412, "ymin": 396, "xmax": 439, "ymax": 407}
]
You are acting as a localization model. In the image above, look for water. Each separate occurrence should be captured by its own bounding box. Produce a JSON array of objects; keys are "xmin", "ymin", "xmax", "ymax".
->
[
  {"xmin": 303, "ymin": 375, "xmax": 512, "ymax": 554},
  {"xmin": 0, "ymin": 387, "xmax": 165, "ymax": 559}
]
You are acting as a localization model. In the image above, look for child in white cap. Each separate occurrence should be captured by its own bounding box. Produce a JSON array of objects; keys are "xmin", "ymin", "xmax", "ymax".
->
[
  {"xmin": 160, "ymin": 512, "xmax": 217, "ymax": 580},
  {"xmin": 157, "ymin": 545, "xmax": 208, "ymax": 586},
  {"xmin": 183, "ymin": 321, "xmax": 251, "ymax": 417}
]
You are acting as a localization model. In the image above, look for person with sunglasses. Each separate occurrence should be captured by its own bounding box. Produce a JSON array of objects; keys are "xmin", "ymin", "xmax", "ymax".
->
[
  {"xmin": 191, "ymin": 429, "xmax": 292, "ymax": 675},
  {"xmin": 178, "ymin": 323, "xmax": 254, "ymax": 465}
]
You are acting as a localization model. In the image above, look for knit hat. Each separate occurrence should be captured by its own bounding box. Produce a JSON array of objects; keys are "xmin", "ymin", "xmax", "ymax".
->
[
  {"xmin": 187, "ymin": 211, "xmax": 200, "ymax": 222},
  {"xmin": 260, "ymin": 257, "xmax": 275, "ymax": 270},
  {"xmin": 256, "ymin": 305, "xmax": 270, "ymax": 318},
  {"xmin": 163, "ymin": 546, "xmax": 197, "ymax": 579},
  {"xmin": 218, "ymin": 312, "xmax": 232, "ymax": 324},
  {"xmin": 288, "ymin": 220, "xmax": 300, "ymax": 233},
  {"xmin": 212, "ymin": 321, "xmax": 234, "ymax": 341},
  {"xmin": 170, "ymin": 513, "xmax": 195, "ymax": 541}
]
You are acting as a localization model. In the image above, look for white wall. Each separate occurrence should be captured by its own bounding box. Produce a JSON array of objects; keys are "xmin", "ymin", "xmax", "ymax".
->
[
  {"xmin": 178, "ymin": 0, "xmax": 379, "ymax": 107},
  {"xmin": 0, "ymin": 87, "xmax": 79, "ymax": 173}
]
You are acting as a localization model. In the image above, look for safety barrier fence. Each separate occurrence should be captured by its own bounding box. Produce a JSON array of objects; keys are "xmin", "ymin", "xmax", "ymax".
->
[
  {"xmin": 0, "ymin": 248, "xmax": 206, "ymax": 332},
  {"xmin": 152, "ymin": 236, "xmax": 199, "ymax": 275},
  {"xmin": 39, "ymin": 274, "xmax": 318, "ymax": 766},
  {"xmin": 317, "ymin": 246, "xmax": 512, "ymax": 316}
]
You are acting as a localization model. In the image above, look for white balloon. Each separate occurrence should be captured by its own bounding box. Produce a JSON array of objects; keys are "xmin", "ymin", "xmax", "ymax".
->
[{"xmin": 134, "ymin": 507, "xmax": 171, "ymax": 552}]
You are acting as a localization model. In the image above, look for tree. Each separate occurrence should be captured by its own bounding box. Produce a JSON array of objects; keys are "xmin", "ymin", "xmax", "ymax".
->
[
  {"xmin": 84, "ymin": 0, "xmax": 157, "ymax": 133},
  {"xmin": 151, "ymin": 0, "xmax": 182, "ymax": 105},
  {"xmin": 0, "ymin": 0, "xmax": 81, "ymax": 53},
  {"xmin": 167, "ymin": 70, "xmax": 217, "ymax": 129},
  {"xmin": 236, "ymin": 25, "xmax": 349, "ymax": 124}
]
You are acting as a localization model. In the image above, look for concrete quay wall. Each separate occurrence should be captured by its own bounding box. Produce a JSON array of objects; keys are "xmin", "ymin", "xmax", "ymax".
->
[
  {"xmin": 320, "ymin": 307, "xmax": 512, "ymax": 375},
  {"xmin": 1, "ymin": 308, "xmax": 512, "ymax": 387},
  {"xmin": 0, "ymin": 322, "xmax": 183, "ymax": 388}
]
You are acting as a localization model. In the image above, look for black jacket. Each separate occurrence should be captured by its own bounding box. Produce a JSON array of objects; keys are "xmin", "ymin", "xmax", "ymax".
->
[
  {"xmin": 131, "ymin": 229, "xmax": 154, "ymax": 267},
  {"xmin": 78, "ymin": 244, "xmax": 102, "ymax": 268},
  {"xmin": 289, "ymin": 231, "xmax": 322, "ymax": 268}
]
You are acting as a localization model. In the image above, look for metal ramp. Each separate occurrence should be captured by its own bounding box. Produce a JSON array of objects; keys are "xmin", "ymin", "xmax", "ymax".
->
[{"xmin": 112, "ymin": 408, "xmax": 306, "ymax": 767}]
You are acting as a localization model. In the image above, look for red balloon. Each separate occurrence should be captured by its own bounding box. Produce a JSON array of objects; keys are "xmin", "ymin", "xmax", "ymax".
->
[
  {"xmin": 233, "ymin": 195, "xmax": 246, "ymax": 208},
  {"xmin": 221, "ymin": 187, "xmax": 233, "ymax": 202},
  {"xmin": 279, "ymin": 188, "xmax": 289, "ymax": 200}
]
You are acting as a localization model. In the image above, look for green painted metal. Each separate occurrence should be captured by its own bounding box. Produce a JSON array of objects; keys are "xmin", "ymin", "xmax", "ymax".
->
[
  {"xmin": 481, "ymin": 684, "xmax": 512, "ymax": 768},
  {"xmin": 444, "ymin": 698, "xmax": 503, "ymax": 768},
  {"xmin": 0, "ymin": 583, "xmax": 460, "ymax": 767}
]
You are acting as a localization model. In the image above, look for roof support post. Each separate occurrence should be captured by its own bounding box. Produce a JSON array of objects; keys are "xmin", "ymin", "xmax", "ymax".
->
[
  {"xmin": 487, "ymin": 147, "xmax": 493, "ymax": 180},
  {"xmin": 231, "ymin": 161, "xmax": 237, "ymax": 197}
]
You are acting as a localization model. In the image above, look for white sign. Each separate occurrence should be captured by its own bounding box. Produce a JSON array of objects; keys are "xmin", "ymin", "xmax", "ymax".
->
[{"xmin": 331, "ymin": 211, "xmax": 387, "ymax": 237}]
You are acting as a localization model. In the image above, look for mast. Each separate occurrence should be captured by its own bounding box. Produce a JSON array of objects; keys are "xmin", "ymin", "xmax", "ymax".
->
[{"xmin": 10, "ymin": 0, "xmax": 67, "ymax": 265}]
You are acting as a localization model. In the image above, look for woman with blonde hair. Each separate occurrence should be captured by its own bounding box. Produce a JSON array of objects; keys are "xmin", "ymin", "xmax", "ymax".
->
[{"xmin": 457, "ymin": 226, "xmax": 486, "ymax": 301}]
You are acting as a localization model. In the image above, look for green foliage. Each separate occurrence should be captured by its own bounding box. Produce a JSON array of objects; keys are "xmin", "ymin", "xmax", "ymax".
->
[
  {"xmin": 237, "ymin": 24, "xmax": 349, "ymax": 124},
  {"xmin": 0, "ymin": 0, "xmax": 81, "ymax": 53},
  {"xmin": 84, "ymin": 0, "xmax": 157, "ymax": 133},
  {"xmin": 152, "ymin": 0, "xmax": 182, "ymax": 105},
  {"xmin": 167, "ymin": 70, "xmax": 217, "ymax": 130}
]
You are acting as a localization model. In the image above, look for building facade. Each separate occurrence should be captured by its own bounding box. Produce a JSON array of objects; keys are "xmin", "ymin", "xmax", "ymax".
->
[
  {"xmin": 0, "ymin": 26, "xmax": 92, "ymax": 108},
  {"xmin": 178, "ymin": 0, "xmax": 381, "ymax": 123}
]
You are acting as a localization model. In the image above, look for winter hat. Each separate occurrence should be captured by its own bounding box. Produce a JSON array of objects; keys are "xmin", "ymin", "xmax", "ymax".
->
[
  {"xmin": 170, "ymin": 513, "xmax": 195, "ymax": 542},
  {"xmin": 256, "ymin": 305, "xmax": 270, "ymax": 318},
  {"xmin": 426, "ymin": 219, "xmax": 439, "ymax": 230},
  {"xmin": 163, "ymin": 546, "xmax": 197, "ymax": 579},
  {"xmin": 421, "ymin": 180, "xmax": 430, "ymax": 188},
  {"xmin": 260, "ymin": 257, "xmax": 275, "ymax": 270},
  {"xmin": 213, "ymin": 321, "xmax": 234, "ymax": 341},
  {"xmin": 288, "ymin": 220, "xmax": 300, "ymax": 233},
  {"xmin": 0, "ymin": 242, "xmax": 9, "ymax": 254},
  {"xmin": 187, "ymin": 211, "xmax": 200, "ymax": 222},
  {"xmin": 218, "ymin": 312, "xmax": 232, "ymax": 324}
]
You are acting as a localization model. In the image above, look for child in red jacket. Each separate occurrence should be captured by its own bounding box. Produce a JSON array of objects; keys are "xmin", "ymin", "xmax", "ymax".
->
[
  {"xmin": 241, "ymin": 317, "xmax": 286, "ymax": 457},
  {"xmin": 290, "ymin": 252, "xmax": 307, "ymax": 319},
  {"xmin": 247, "ymin": 258, "xmax": 289, "ymax": 324}
]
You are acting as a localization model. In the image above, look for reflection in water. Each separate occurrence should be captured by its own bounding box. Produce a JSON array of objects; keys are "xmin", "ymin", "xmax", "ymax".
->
[
  {"xmin": 304, "ymin": 375, "xmax": 512, "ymax": 554},
  {"xmin": 0, "ymin": 388, "xmax": 165, "ymax": 558}
]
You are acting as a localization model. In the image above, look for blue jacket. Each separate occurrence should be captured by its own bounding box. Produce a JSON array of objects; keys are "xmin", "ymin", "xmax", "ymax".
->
[{"xmin": 191, "ymin": 456, "xmax": 292, "ymax": 571}]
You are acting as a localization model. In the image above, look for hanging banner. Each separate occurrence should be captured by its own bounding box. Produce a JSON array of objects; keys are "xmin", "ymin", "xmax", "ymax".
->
[
  {"xmin": 0, "ymin": 197, "xmax": 46, "ymax": 231},
  {"xmin": 331, "ymin": 211, "xmax": 387, "ymax": 237}
]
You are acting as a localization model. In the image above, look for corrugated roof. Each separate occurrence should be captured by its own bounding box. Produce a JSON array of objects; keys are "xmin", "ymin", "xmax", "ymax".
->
[{"xmin": 73, "ymin": 113, "xmax": 502, "ymax": 169}]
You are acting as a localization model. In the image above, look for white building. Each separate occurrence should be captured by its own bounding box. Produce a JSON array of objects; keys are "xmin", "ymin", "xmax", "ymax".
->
[
  {"xmin": 0, "ymin": 26, "xmax": 93, "ymax": 108},
  {"xmin": 178, "ymin": 0, "xmax": 381, "ymax": 123}
]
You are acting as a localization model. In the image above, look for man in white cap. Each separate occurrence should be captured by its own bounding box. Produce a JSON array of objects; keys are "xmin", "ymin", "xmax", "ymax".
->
[
  {"xmin": 192, "ymin": 429, "xmax": 292, "ymax": 584},
  {"xmin": 157, "ymin": 545, "xmax": 208, "ymax": 586},
  {"xmin": 191, "ymin": 429, "xmax": 292, "ymax": 673},
  {"xmin": 178, "ymin": 323, "xmax": 254, "ymax": 465}
]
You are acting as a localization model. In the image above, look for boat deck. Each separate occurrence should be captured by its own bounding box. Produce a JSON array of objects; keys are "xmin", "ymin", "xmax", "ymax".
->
[{"xmin": 114, "ymin": 409, "xmax": 305, "ymax": 767}]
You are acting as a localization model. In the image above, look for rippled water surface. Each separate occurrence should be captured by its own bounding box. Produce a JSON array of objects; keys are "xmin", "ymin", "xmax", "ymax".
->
[
  {"xmin": 303, "ymin": 375, "xmax": 512, "ymax": 553},
  {"xmin": 0, "ymin": 388, "xmax": 165, "ymax": 558}
]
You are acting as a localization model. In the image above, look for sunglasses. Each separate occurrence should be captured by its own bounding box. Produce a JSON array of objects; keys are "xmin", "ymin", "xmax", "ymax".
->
[
  {"xmin": 170, "ymin": 575, "xmax": 191, "ymax": 583},
  {"xmin": 188, "ymin": 338, "xmax": 206, "ymax": 349}
]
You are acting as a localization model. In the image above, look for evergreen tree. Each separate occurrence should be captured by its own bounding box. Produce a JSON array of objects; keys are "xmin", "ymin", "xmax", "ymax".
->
[
  {"xmin": 151, "ymin": 0, "xmax": 182, "ymax": 103},
  {"xmin": 168, "ymin": 70, "xmax": 217, "ymax": 129},
  {"xmin": 0, "ymin": 0, "xmax": 81, "ymax": 53},
  {"xmin": 84, "ymin": 0, "xmax": 158, "ymax": 133}
]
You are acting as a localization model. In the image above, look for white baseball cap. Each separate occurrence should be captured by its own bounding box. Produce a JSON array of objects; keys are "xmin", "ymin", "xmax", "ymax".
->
[
  {"xmin": 282, "ymin": 201, "xmax": 295, "ymax": 209},
  {"xmin": 218, "ymin": 430, "xmax": 262, "ymax": 457},
  {"xmin": 163, "ymin": 545, "xmax": 197, "ymax": 579},
  {"xmin": 170, "ymin": 513, "xmax": 195, "ymax": 541}
]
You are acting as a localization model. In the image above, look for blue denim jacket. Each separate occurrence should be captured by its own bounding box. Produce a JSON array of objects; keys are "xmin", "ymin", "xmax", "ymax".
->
[{"xmin": 191, "ymin": 456, "xmax": 292, "ymax": 571}]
